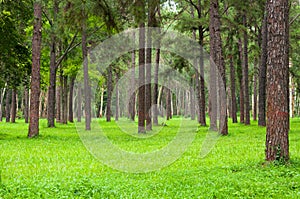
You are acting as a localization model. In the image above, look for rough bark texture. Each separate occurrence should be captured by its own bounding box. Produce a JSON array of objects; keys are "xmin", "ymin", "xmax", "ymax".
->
[
  {"xmin": 28, "ymin": 1, "xmax": 42, "ymax": 138},
  {"xmin": 11, "ymin": 88, "xmax": 17, "ymax": 123},
  {"xmin": 166, "ymin": 88, "xmax": 172, "ymax": 120},
  {"xmin": 56, "ymin": 85, "xmax": 61, "ymax": 122},
  {"xmin": 265, "ymin": 0, "xmax": 289, "ymax": 162},
  {"xmin": 243, "ymin": 14, "xmax": 250, "ymax": 125},
  {"xmin": 258, "ymin": 5, "xmax": 268, "ymax": 127},
  {"xmin": 69, "ymin": 76, "xmax": 75, "ymax": 123},
  {"xmin": 24, "ymin": 85, "xmax": 29, "ymax": 123},
  {"xmin": 106, "ymin": 66, "xmax": 112, "ymax": 122},
  {"xmin": 82, "ymin": 12, "xmax": 91, "ymax": 130}
]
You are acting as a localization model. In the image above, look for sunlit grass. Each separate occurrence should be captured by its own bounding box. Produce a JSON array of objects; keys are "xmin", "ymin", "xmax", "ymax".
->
[{"xmin": 0, "ymin": 117, "xmax": 299, "ymax": 198}]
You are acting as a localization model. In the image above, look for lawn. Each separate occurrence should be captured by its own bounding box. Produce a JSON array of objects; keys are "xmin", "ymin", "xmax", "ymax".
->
[{"xmin": 0, "ymin": 117, "xmax": 300, "ymax": 198}]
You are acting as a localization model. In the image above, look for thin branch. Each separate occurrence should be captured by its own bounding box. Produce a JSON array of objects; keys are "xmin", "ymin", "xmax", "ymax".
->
[
  {"xmin": 290, "ymin": 13, "xmax": 300, "ymax": 25},
  {"xmin": 56, "ymin": 32, "xmax": 78, "ymax": 68},
  {"xmin": 42, "ymin": 9, "xmax": 53, "ymax": 27}
]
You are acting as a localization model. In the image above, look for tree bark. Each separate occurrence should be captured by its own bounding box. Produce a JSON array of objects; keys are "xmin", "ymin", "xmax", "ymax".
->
[
  {"xmin": 106, "ymin": 65, "xmax": 112, "ymax": 122},
  {"xmin": 11, "ymin": 88, "xmax": 17, "ymax": 123},
  {"xmin": 258, "ymin": 4, "xmax": 268, "ymax": 127},
  {"xmin": 24, "ymin": 85, "xmax": 29, "ymax": 123},
  {"xmin": 69, "ymin": 76, "xmax": 75, "ymax": 122},
  {"xmin": 5, "ymin": 89, "xmax": 11, "ymax": 122},
  {"xmin": 129, "ymin": 50, "xmax": 136, "ymax": 121},
  {"xmin": 82, "ymin": 11, "xmax": 91, "ymax": 130},
  {"xmin": 253, "ymin": 65, "xmax": 258, "ymax": 121},
  {"xmin": 28, "ymin": 1, "xmax": 42, "ymax": 138},
  {"xmin": 77, "ymin": 84, "xmax": 82, "ymax": 122},
  {"xmin": 115, "ymin": 73, "xmax": 119, "ymax": 121},
  {"xmin": 266, "ymin": 0, "xmax": 289, "ymax": 162},
  {"xmin": 230, "ymin": 53, "xmax": 237, "ymax": 123},
  {"xmin": 238, "ymin": 39, "xmax": 245, "ymax": 123},
  {"xmin": 243, "ymin": 14, "xmax": 250, "ymax": 125},
  {"xmin": 56, "ymin": 84, "xmax": 61, "ymax": 122}
]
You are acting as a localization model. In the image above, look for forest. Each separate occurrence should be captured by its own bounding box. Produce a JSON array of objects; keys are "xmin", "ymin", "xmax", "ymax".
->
[{"xmin": 0, "ymin": 0, "xmax": 300, "ymax": 198}]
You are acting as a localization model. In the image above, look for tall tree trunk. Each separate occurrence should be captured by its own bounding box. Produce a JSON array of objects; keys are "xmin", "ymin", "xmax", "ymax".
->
[
  {"xmin": 47, "ymin": 0, "xmax": 58, "ymax": 128},
  {"xmin": 258, "ymin": 4, "xmax": 267, "ymax": 127},
  {"xmin": 11, "ymin": 89, "xmax": 17, "ymax": 123},
  {"xmin": 56, "ymin": 84, "xmax": 61, "ymax": 122},
  {"xmin": 82, "ymin": 11, "xmax": 91, "ymax": 130},
  {"xmin": 0, "ymin": 86, "xmax": 7, "ymax": 122},
  {"xmin": 166, "ymin": 88, "xmax": 172, "ymax": 120},
  {"xmin": 153, "ymin": 47, "xmax": 160, "ymax": 125},
  {"xmin": 238, "ymin": 39, "xmax": 245, "ymax": 123},
  {"xmin": 253, "ymin": 66, "xmax": 258, "ymax": 121},
  {"xmin": 28, "ymin": 1, "xmax": 42, "ymax": 138},
  {"xmin": 115, "ymin": 73, "xmax": 119, "ymax": 121},
  {"xmin": 106, "ymin": 65, "xmax": 112, "ymax": 122},
  {"xmin": 99, "ymin": 87, "xmax": 104, "ymax": 118},
  {"xmin": 266, "ymin": 0, "xmax": 289, "ymax": 162},
  {"xmin": 190, "ymin": 78, "xmax": 195, "ymax": 120},
  {"xmin": 77, "ymin": 84, "xmax": 82, "ymax": 122},
  {"xmin": 137, "ymin": 0, "xmax": 146, "ymax": 133},
  {"xmin": 129, "ymin": 50, "xmax": 136, "ymax": 121},
  {"xmin": 243, "ymin": 14, "xmax": 250, "ymax": 125},
  {"xmin": 230, "ymin": 54, "xmax": 237, "ymax": 123},
  {"xmin": 24, "ymin": 85, "xmax": 29, "ymax": 123},
  {"xmin": 209, "ymin": 0, "xmax": 218, "ymax": 131},
  {"xmin": 69, "ymin": 76, "xmax": 75, "ymax": 122}
]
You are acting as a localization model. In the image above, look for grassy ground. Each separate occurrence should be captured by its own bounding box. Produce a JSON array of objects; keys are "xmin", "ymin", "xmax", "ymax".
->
[{"xmin": 0, "ymin": 117, "xmax": 299, "ymax": 198}]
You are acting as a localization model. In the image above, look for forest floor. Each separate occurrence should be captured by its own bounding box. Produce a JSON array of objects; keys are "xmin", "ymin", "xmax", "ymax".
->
[{"xmin": 0, "ymin": 117, "xmax": 300, "ymax": 198}]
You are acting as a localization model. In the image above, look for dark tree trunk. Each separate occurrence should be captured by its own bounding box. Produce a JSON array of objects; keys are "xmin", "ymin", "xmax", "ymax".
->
[
  {"xmin": 243, "ymin": 14, "xmax": 250, "ymax": 125},
  {"xmin": 166, "ymin": 88, "xmax": 172, "ymax": 120},
  {"xmin": 190, "ymin": 78, "xmax": 195, "ymax": 120},
  {"xmin": 82, "ymin": 12, "xmax": 91, "ymax": 130},
  {"xmin": 115, "ymin": 73, "xmax": 119, "ymax": 121},
  {"xmin": 11, "ymin": 88, "xmax": 17, "ymax": 123},
  {"xmin": 106, "ymin": 65, "xmax": 113, "ymax": 122},
  {"xmin": 60, "ymin": 75, "xmax": 68, "ymax": 124},
  {"xmin": 152, "ymin": 45, "xmax": 160, "ymax": 126},
  {"xmin": 238, "ymin": 39, "xmax": 245, "ymax": 123},
  {"xmin": 5, "ymin": 89, "xmax": 11, "ymax": 123},
  {"xmin": 209, "ymin": 0, "xmax": 218, "ymax": 131},
  {"xmin": 77, "ymin": 84, "xmax": 82, "ymax": 122},
  {"xmin": 47, "ymin": 0, "xmax": 58, "ymax": 128},
  {"xmin": 230, "ymin": 53, "xmax": 237, "ymax": 123},
  {"xmin": 28, "ymin": 1, "xmax": 42, "ymax": 138},
  {"xmin": 69, "ymin": 76, "xmax": 75, "ymax": 123},
  {"xmin": 265, "ymin": 0, "xmax": 289, "ymax": 162},
  {"xmin": 253, "ymin": 65, "xmax": 258, "ymax": 121},
  {"xmin": 137, "ymin": 0, "xmax": 146, "ymax": 133},
  {"xmin": 56, "ymin": 85, "xmax": 61, "ymax": 122},
  {"xmin": 258, "ymin": 5, "xmax": 267, "ymax": 127},
  {"xmin": 129, "ymin": 50, "xmax": 136, "ymax": 121}
]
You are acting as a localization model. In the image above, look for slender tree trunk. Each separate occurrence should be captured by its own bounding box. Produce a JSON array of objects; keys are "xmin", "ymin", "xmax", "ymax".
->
[
  {"xmin": 69, "ymin": 76, "xmax": 75, "ymax": 122},
  {"xmin": 243, "ymin": 14, "xmax": 250, "ymax": 125},
  {"xmin": 24, "ymin": 85, "xmax": 29, "ymax": 123},
  {"xmin": 115, "ymin": 73, "xmax": 119, "ymax": 121},
  {"xmin": 5, "ymin": 89, "xmax": 11, "ymax": 123},
  {"xmin": 11, "ymin": 89, "xmax": 17, "ymax": 123},
  {"xmin": 209, "ymin": 0, "xmax": 218, "ymax": 131},
  {"xmin": 82, "ymin": 11, "xmax": 91, "ymax": 130},
  {"xmin": 190, "ymin": 78, "xmax": 195, "ymax": 120},
  {"xmin": 238, "ymin": 39, "xmax": 245, "ymax": 123},
  {"xmin": 0, "ymin": 86, "xmax": 7, "ymax": 122},
  {"xmin": 77, "ymin": 84, "xmax": 82, "ymax": 122},
  {"xmin": 166, "ymin": 88, "xmax": 171, "ymax": 120},
  {"xmin": 266, "ymin": 0, "xmax": 289, "ymax": 162},
  {"xmin": 258, "ymin": 4, "xmax": 268, "ymax": 127},
  {"xmin": 129, "ymin": 50, "xmax": 136, "ymax": 121},
  {"xmin": 153, "ymin": 48, "xmax": 160, "ymax": 125},
  {"xmin": 56, "ymin": 84, "xmax": 61, "ymax": 122},
  {"xmin": 99, "ymin": 87, "xmax": 104, "ymax": 118},
  {"xmin": 28, "ymin": 1, "xmax": 42, "ymax": 138},
  {"xmin": 230, "ymin": 54, "xmax": 237, "ymax": 123},
  {"xmin": 253, "ymin": 66, "xmax": 258, "ymax": 121},
  {"xmin": 137, "ymin": 0, "xmax": 146, "ymax": 133},
  {"xmin": 106, "ymin": 65, "xmax": 113, "ymax": 122}
]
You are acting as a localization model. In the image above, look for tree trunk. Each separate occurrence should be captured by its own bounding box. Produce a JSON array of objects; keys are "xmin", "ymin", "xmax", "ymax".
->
[
  {"xmin": 77, "ymin": 84, "xmax": 82, "ymax": 122},
  {"xmin": 69, "ymin": 76, "xmax": 75, "ymax": 122},
  {"xmin": 253, "ymin": 66, "xmax": 258, "ymax": 121},
  {"xmin": 166, "ymin": 88, "xmax": 172, "ymax": 120},
  {"xmin": 258, "ymin": 4, "xmax": 268, "ymax": 127},
  {"xmin": 266, "ymin": 0, "xmax": 289, "ymax": 162},
  {"xmin": 28, "ymin": 1, "xmax": 42, "ymax": 138},
  {"xmin": 99, "ymin": 87, "xmax": 104, "ymax": 118},
  {"xmin": 56, "ymin": 85, "xmax": 61, "ymax": 122},
  {"xmin": 209, "ymin": 0, "xmax": 218, "ymax": 131},
  {"xmin": 129, "ymin": 50, "xmax": 136, "ymax": 121},
  {"xmin": 115, "ymin": 73, "xmax": 119, "ymax": 121},
  {"xmin": 238, "ymin": 39, "xmax": 245, "ymax": 123},
  {"xmin": 11, "ymin": 89, "xmax": 17, "ymax": 123},
  {"xmin": 5, "ymin": 89, "xmax": 11, "ymax": 123},
  {"xmin": 243, "ymin": 14, "xmax": 250, "ymax": 125},
  {"xmin": 24, "ymin": 85, "xmax": 29, "ymax": 123},
  {"xmin": 0, "ymin": 86, "xmax": 7, "ymax": 122},
  {"xmin": 190, "ymin": 78, "xmax": 195, "ymax": 120},
  {"xmin": 230, "ymin": 54, "xmax": 237, "ymax": 123},
  {"xmin": 82, "ymin": 12, "xmax": 91, "ymax": 130},
  {"xmin": 106, "ymin": 65, "xmax": 113, "ymax": 122},
  {"xmin": 137, "ymin": 0, "xmax": 146, "ymax": 133}
]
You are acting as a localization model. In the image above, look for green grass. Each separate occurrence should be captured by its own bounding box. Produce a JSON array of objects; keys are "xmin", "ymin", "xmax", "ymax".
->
[{"xmin": 0, "ymin": 118, "xmax": 300, "ymax": 198}]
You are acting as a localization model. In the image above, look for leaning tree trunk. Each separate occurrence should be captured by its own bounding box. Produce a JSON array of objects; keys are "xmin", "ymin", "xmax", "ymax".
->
[
  {"xmin": 11, "ymin": 88, "xmax": 17, "ymax": 123},
  {"xmin": 258, "ymin": 4, "xmax": 268, "ymax": 127},
  {"xmin": 28, "ymin": 1, "xmax": 42, "ymax": 138},
  {"xmin": 243, "ymin": 14, "xmax": 250, "ymax": 125},
  {"xmin": 82, "ymin": 11, "xmax": 91, "ymax": 130},
  {"xmin": 265, "ymin": 0, "xmax": 289, "ymax": 162}
]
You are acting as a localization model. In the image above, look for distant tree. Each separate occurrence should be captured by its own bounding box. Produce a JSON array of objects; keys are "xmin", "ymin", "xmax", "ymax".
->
[{"xmin": 265, "ymin": 0, "xmax": 289, "ymax": 162}]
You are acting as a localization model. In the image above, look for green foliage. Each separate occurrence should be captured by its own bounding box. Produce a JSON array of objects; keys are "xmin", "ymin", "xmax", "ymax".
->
[{"xmin": 0, "ymin": 118, "xmax": 299, "ymax": 198}]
